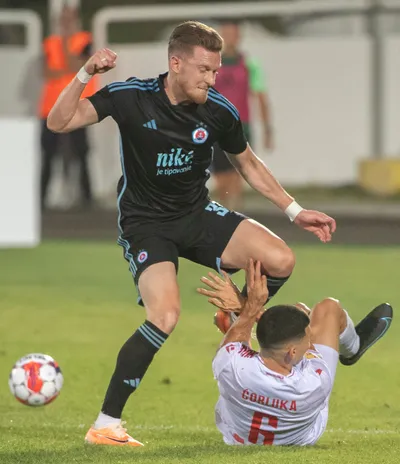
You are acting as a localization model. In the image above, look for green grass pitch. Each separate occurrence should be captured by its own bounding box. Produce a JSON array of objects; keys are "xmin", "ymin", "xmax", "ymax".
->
[{"xmin": 0, "ymin": 241, "xmax": 399, "ymax": 463}]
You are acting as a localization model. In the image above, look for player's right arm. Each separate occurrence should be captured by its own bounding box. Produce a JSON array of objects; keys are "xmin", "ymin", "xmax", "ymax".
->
[
  {"xmin": 47, "ymin": 48, "xmax": 117, "ymax": 133},
  {"xmin": 199, "ymin": 259, "xmax": 266, "ymax": 350},
  {"xmin": 219, "ymin": 260, "xmax": 268, "ymax": 348},
  {"xmin": 210, "ymin": 260, "xmax": 267, "ymax": 379}
]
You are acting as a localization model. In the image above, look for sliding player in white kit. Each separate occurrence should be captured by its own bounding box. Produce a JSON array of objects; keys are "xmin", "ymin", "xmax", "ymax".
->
[{"xmin": 197, "ymin": 260, "xmax": 393, "ymax": 446}]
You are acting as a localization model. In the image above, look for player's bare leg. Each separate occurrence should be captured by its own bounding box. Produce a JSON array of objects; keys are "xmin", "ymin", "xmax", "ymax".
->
[
  {"xmin": 222, "ymin": 219, "xmax": 295, "ymax": 278},
  {"xmin": 213, "ymin": 219, "xmax": 294, "ymax": 330},
  {"xmin": 221, "ymin": 219, "xmax": 295, "ymax": 308},
  {"xmin": 138, "ymin": 262, "xmax": 181, "ymax": 332},
  {"xmin": 308, "ymin": 298, "xmax": 346, "ymax": 352},
  {"xmin": 86, "ymin": 262, "xmax": 180, "ymax": 446}
]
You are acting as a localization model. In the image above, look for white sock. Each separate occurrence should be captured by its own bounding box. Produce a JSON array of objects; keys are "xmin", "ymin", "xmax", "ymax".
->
[
  {"xmin": 339, "ymin": 310, "xmax": 360, "ymax": 358},
  {"xmin": 94, "ymin": 412, "xmax": 121, "ymax": 429}
]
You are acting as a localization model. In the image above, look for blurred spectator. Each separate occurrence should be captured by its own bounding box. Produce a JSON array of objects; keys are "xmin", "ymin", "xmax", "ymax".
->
[
  {"xmin": 212, "ymin": 20, "xmax": 274, "ymax": 210},
  {"xmin": 39, "ymin": 5, "xmax": 97, "ymax": 210}
]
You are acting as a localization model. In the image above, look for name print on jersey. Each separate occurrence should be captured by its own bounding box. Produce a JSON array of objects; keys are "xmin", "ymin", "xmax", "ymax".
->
[
  {"xmin": 241, "ymin": 389, "xmax": 297, "ymax": 412},
  {"xmin": 156, "ymin": 148, "xmax": 194, "ymax": 176}
]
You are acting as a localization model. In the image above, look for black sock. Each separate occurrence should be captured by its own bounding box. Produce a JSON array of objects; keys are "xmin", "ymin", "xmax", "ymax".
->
[
  {"xmin": 101, "ymin": 320, "xmax": 168, "ymax": 418},
  {"xmin": 241, "ymin": 274, "xmax": 291, "ymax": 306}
]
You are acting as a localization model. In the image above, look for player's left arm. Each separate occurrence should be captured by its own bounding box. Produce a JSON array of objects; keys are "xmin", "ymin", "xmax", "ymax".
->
[
  {"xmin": 229, "ymin": 145, "xmax": 336, "ymax": 242},
  {"xmin": 209, "ymin": 261, "xmax": 266, "ymax": 379},
  {"xmin": 217, "ymin": 99, "xmax": 336, "ymax": 242}
]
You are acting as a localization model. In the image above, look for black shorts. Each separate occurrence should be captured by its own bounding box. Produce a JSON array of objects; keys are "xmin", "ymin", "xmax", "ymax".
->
[{"xmin": 118, "ymin": 201, "xmax": 247, "ymax": 303}]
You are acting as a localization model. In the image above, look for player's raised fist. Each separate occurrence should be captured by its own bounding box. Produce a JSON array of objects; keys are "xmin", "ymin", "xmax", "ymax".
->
[{"xmin": 84, "ymin": 48, "xmax": 117, "ymax": 75}]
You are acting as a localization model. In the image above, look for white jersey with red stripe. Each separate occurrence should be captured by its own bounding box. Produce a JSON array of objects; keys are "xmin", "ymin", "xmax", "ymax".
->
[{"xmin": 212, "ymin": 342, "xmax": 333, "ymax": 446}]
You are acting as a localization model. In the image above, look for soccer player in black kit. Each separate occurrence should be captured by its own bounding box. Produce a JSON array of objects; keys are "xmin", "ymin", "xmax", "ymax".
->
[{"xmin": 47, "ymin": 21, "xmax": 336, "ymax": 446}]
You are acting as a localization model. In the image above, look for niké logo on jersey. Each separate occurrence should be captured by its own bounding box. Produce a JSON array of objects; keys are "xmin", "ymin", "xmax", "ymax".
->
[{"xmin": 156, "ymin": 148, "xmax": 194, "ymax": 176}]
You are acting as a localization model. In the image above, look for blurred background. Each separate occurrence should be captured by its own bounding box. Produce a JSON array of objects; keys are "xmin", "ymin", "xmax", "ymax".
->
[{"xmin": 1, "ymin": 0, "xmax": 400, "ymax": 247}]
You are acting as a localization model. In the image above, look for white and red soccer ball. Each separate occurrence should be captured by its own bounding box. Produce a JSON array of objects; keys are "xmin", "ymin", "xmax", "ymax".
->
[{"xmin": 8, "ymin": 353, "xmax": 63, "ymax": 406}]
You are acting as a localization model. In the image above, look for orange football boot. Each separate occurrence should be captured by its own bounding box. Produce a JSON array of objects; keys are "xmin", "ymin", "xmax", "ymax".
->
[{"xmin": 85, "ymin": 422, "xmax": 143, "ymax": 447}]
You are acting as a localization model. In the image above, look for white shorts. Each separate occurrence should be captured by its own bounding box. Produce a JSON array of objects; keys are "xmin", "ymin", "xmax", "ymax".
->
[
  {"xmin": 302, "ymin": 344, "xmax": 339, "ymax": 446},
  {"xmin": 314, "ymin": 344, "xmax": 339, "ymax": 386}
]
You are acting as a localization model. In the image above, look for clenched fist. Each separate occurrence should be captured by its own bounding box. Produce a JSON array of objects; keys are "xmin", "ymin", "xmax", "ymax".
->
[{"xmin": 84, "ymin": 48, "xmax": 117, "ymax": 75}]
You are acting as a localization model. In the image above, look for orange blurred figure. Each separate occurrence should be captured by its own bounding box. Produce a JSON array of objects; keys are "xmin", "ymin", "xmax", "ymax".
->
[{"xmin": 39, "ymin": 5, "xmax": 98, "ymax": 209}]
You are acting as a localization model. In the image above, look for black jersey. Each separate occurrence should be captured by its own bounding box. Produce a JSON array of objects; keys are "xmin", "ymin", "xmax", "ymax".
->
[{"xmin": 88, "ymin": 72, "xmax": 247, "ymax": 221}]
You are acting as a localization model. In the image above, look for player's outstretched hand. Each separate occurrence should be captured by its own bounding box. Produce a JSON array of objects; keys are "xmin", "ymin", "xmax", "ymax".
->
[
  {"xmin": 294, "ymin": 209, "xmax": 336, "ymax": 243},
  {"xmin": 245, "ymin": 259, "xmax": 269, "ymax": 313},
  {"xmin": 84, "ymin": 48, "xmax": 117, "ymax": 75},
  {"xmin": 197, "ymin": 270, "xmax": 245, "ymax": 312}
]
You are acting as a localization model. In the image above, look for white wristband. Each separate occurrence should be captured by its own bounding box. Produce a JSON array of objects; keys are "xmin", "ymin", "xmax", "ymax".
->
[
  {"xmin": 76, "ymin": 66, "xmax": 92, "ymax": 84},
  {"xmin": 284, "ymin": 201, "xmax": 303, "ymax": 222}
]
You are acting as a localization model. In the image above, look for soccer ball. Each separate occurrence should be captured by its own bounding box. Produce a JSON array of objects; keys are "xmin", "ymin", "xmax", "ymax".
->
[{"xmin": 8, "ymin": 353, "xmax": 63, "ymax": 406}]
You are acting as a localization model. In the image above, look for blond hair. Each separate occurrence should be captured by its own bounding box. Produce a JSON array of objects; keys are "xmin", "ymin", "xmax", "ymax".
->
[{"xmin": 168, "ymin": 21, "xmax": 223, "ymax": 57}]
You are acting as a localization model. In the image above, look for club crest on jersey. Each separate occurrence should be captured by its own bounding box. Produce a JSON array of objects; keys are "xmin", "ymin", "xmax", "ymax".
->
[
  {"xmin": 305, "ymin": 351, "xmax": 321, "ymax": 360},
  {"xmin": 137, "ymin": 250, "xmax": 148, "ymax": 264},
  {"xmin": 192, "ymin": 127, "xmax": 209, "ymax": 144}
]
